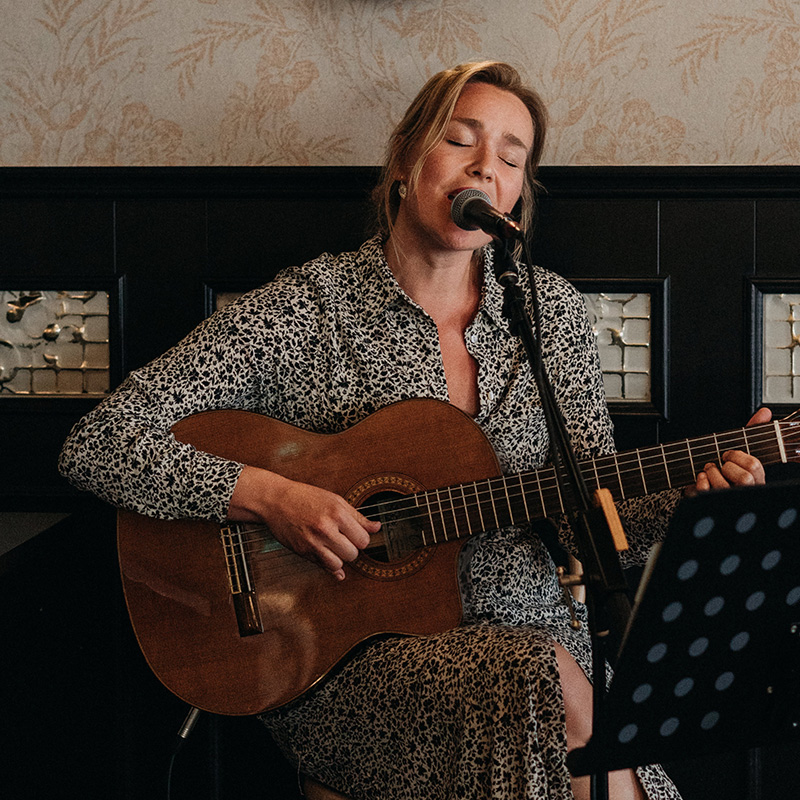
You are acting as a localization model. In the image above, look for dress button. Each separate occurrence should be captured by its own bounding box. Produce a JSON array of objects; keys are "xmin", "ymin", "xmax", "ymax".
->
[{"xmin": 470, "ymin": 332, "xmax": 479, "ymax": 343}]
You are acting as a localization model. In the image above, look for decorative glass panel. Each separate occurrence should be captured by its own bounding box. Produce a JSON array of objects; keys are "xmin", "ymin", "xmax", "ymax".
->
[
  {"xmin": 0, "ymin": 291, "xmax": 110, "ymax": 396},
  {"xmin": 762, "ymin": 293, "xmax": 800, "ymax": 404},
  {"xmin": 583, "ymin": 292, "xmax": 652, "ymax": 402}
]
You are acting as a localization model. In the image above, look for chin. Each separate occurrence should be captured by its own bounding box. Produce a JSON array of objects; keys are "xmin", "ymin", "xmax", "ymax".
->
[{"xmin": 455, "ymin": 230, "xmax": 492, "ymax": 251}]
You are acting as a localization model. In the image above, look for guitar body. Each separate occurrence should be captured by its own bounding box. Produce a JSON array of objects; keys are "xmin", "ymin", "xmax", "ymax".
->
[
  {"xmin": 118, "ymin": 397, "xmax": 800, "ymax": 715},
  {"xmin": 117, "ymin": 399, "xmax": 501, "ymax": 715}
]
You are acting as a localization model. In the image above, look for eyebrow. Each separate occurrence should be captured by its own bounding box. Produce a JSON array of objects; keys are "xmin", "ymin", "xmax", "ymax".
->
[{"xmin": 451, "ymin": 116, "xmax": 531, "ymax": 152}]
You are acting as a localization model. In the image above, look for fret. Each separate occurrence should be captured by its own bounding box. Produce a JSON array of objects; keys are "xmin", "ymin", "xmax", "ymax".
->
[
  {"xmin": 592, "ymin": 457, "xmax": 601, "ymax": 491},
  {"xmin": 499, "ymin": 477, "xmax": 511, "ymax": 525},
  {"xmin": 553, "ymin": 468, "xmax": 565, "ymax": 514},
  {"xmin": 635, "ymin": 446, "xmax": 671, "ymax": 495},
  {"xmin": 495, "ymin": 475, "xmax": 515, "ymax": 529},
  {"xmin": 636, "ymin": 449, "xmax": 647, "ymax": 495},
  {"xmin": 616, "ymin": 451, "xmax": 646, "ymax": 499},
  {"xmin": 615, "ymin": 456, "xmax": 626, "ymax": 500},
  {"xmin": 471, "ymin": 478, "xmax": 495, "ymax": 533},
  {"xmin": 487, "ymin": 478, "xmax": 500, "ymax": 529},
  {"xmin": 534, "ymin": 469, "xmax": 547, "ymax": 518},
  {"xmin": 434, "ymin": 487, "xmax": 447, "ymax": 542},
  {"xmin": 587, "ymin": 454, "xmax": 618, "ymax": 503},
  {"xmin": 419, "ymin": 490, "xmax": 436, "ymax": 546},
  {"xmin": 712, "ymin": 432, "xmax": 722, "ymax": 463},
  {"xmin": 664, "ymin": 439, "xmax": 696, "ymax": 486},
  {"xmin": 736, "ymin": 422, "xmax": 781, "ymax": 464},
  {"xmin": 459, "ymin": 484, "xmax": 474, "ymax": 536},
  {"xmin": 660, "ymin": 443, "xmax": 672, "ymax": 489},
  {"xmin": 517, "ymin": 473, "xmax": 531, "ymax": 523},
  {"xmin": 500, "ymin": 476, "xmax": 516, "ymax": 527},
  {"xmin": 446, "ymin": 486, "xmax": 460, "ymax": 541},
  {"xmin": 715, "ymin": 428, "xmax": 746, "ymax": 460},
  {"xmin": 220, "ymin": 524, "xmax": 263, "ymax": 637},
  {"xmin": 472, "ymin": 481, "xmax": 486, "ymax": 532},
  {"xmin": 507, "ymin": 475, "xmax": 528, "ymax": 527},
  {"xmin": 220, "ymin": 527, "xmax": 243, "ymax": 594}
]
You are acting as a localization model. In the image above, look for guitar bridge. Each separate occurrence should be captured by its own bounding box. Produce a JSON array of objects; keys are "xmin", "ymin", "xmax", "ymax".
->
[{"xmin": 220, "ymin": 524, "xmax": 264, "ymax": 637}]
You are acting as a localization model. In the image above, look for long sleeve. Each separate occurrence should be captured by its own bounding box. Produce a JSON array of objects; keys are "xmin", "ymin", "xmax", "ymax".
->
[
  {"xmin": 58, "ymin": 238, "xmax": 439, "ymax": 521},
  {"xmin": 58, "ymin": 301, "xmax": 266, "ymax": 521}
]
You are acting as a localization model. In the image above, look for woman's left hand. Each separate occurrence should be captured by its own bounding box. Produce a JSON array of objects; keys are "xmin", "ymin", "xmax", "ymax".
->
[{"xmin": 688, "ymin": 407, "xmax": 771, "ymax": 494}]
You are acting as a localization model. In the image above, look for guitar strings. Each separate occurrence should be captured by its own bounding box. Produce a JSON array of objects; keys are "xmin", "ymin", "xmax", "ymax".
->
[
  {"xmin": 237, "ymin": 424, "xmax": 795, "ymax": 550},
  {"xmin": 223, "ymin": 422, "xmax": 800, "ymax": 558}
]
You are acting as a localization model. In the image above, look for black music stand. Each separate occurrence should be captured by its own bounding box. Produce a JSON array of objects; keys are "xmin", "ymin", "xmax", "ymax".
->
[{"xmin": 568, "ymin": 480, "xmax": 800, "ymax": 777}]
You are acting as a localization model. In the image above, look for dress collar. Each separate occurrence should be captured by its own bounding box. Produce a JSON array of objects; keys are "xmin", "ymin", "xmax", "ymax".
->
[{"xmin": 357, "ymin": 235, "xmax": 509, "ymax": 331}]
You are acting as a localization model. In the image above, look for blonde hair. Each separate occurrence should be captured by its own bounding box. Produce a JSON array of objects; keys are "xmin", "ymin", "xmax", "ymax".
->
[{"xmin": 372, "ymin": 61, "xmax": 548, "ymax": 239}]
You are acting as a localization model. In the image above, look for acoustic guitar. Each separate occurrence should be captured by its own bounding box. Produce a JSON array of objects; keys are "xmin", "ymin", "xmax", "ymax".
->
[{"xmin": 117, "ymin": 398, "xmax": 800, "ymax": 715}]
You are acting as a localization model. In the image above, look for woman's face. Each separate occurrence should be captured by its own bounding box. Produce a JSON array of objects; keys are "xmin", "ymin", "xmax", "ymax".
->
[{"xmin": 396, "ymin": 81, "xmax": 534, "ymax": 255}]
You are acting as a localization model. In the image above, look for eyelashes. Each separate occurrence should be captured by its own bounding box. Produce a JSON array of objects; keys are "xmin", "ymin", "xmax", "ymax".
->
[{"xmin": 445, "ymin": 139, "xmax": 520, "ymax": 168}]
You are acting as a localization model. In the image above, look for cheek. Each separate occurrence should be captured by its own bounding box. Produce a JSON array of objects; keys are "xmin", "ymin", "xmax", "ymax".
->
[
  {"xmin": 506, "ymin": 168, "xmax": 528, "ymax": 206},
  {"xmin": 417, "ymin": 156, "xmax": 453, "ymax": 191},
  {"xmin": 498, "ymin": 185, "xmax": 524, "ymax": 214}
]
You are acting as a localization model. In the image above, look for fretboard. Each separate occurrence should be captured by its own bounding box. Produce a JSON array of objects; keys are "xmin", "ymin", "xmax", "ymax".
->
[{"xmin": 387, "ymin": 418, "xmax": 799, "ymax": 546}]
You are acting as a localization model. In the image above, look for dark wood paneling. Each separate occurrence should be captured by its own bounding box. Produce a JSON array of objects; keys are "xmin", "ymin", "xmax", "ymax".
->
[
  {"xmin": 659, "ymin": 198, "xmax": 756, "ymax": 441},
  {"xmin": 755, "ymin": 198, "xmax": 800, "ymax": 277},
  {"xmin": 207, "ymin": 194, "xmax": 371, "ymax": 285},
  {"xmin": 0, "ymin": 197, "xmax": 114, "ymax": 278},
  {"xmin": 531, "ymin": 197, "xmax": 659, "ymax": 278},
  {"xmin": 1, "ymin": 400, "xmax": 104, "ymax": 504},
  {"xmin": 115, "ymin": 198, "xmax": 208, "ymax": 372},
  {"xmin": 2, "ymin": 166, "xmax": 799, "ymax": 800}
]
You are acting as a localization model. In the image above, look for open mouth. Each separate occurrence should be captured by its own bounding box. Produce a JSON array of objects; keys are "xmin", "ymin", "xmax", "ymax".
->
[{"xmin": 448, "ymin": 187, "xmax": 475, "ymax": 202}]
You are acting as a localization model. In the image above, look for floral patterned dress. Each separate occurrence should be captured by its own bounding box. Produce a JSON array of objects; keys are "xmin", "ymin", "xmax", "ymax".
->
[{"xmin": 59, "ymin": 237, "xmax": 683, "ymax": 799}]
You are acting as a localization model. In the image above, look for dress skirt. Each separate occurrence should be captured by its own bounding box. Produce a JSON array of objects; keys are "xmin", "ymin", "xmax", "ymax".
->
[{"xmin": 262, "ymin": 623, "xmax": 683, "ymax": 799}]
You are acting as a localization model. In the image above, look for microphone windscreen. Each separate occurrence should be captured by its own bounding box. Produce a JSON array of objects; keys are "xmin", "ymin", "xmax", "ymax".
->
[{"xmin": 450, "ymin": 188, "xmax": 491, "ymax": 230}]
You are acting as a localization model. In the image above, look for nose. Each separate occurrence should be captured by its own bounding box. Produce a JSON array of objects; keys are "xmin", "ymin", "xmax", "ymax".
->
[{"xmin": 468, "ymin": 146, "xmax": 494, "ymax": 182}]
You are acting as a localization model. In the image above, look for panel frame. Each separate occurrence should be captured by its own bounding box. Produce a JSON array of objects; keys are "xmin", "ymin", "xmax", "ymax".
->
[
  {"xmin": 0, "ymin": 276, "xmax": 125, "ymax": 401},
  {"xmin": 748, "ymin": 278, "xmax": 800, "ymax": 416},
  {"xmin": 569, "ymin": 276, "xmax": 669, "ymax": 420}
]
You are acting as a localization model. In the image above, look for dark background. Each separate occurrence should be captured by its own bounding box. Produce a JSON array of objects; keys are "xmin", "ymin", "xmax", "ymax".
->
[{"xmin": 1, "ymin": 166, "xmax": 799, "ymax": 798}]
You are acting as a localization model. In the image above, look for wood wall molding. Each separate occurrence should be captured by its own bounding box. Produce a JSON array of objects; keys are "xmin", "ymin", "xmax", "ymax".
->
[{"xmin": 2, "ymin": 165, "xmax": 800, "ymax": 199}]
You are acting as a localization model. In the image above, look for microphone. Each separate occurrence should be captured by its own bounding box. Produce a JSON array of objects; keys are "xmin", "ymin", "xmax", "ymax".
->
[{"xmin": 450, "ymin": 188, "xmax": 524, "ymax": 240}]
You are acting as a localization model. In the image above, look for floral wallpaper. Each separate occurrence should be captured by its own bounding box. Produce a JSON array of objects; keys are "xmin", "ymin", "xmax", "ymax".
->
[{"xmin": 1, "ymin": 0, "xmax": 799, "ymax": 166}]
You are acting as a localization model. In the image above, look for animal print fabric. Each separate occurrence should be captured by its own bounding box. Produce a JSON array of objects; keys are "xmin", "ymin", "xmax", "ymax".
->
[{"xmin": 59, "ymin": 236, "xmax": 682, "ymax": 799}]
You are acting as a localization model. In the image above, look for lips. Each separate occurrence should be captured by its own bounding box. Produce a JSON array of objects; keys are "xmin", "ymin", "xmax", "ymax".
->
[{"xmin": 448, "ymin": 187, "xmax": 478, "ymax": 201}]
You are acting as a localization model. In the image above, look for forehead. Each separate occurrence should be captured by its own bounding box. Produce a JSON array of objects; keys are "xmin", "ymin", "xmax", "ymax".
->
[{"xmin": 451, "ymin": 82, "xmax": 534, "ymax": 150}]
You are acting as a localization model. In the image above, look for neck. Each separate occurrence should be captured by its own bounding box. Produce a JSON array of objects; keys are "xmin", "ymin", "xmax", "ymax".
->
[{"xmin": 384, "ymin": 234, "xmax": 483, "ymax": 320}]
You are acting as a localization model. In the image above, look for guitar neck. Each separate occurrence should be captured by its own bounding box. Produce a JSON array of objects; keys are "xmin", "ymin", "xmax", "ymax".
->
[{"xmin": 405, "ymin": 419, "xmax": 798, "ymax": 546}]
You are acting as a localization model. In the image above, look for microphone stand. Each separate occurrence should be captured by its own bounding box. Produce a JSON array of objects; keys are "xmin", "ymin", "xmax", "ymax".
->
[{"xmin": 492, "ymin": 237, "xmax": 632, "ymax": 800}]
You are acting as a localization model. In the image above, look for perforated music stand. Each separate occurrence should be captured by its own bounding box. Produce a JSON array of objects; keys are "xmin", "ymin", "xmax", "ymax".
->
[{"xmin": 568, "ymin": 481, "xmax": 800, "ymax": 777}]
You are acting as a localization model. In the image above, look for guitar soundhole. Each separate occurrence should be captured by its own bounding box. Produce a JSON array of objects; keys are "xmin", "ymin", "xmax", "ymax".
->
[{"xmin": 361, "ymin": 490, "xmax": 426, "ymax": 563}]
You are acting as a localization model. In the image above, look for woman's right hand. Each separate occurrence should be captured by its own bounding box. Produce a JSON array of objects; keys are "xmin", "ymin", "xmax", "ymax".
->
[{"xmin": 228, "ymin": 465, "xmax": 380, "ymax": 581}]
